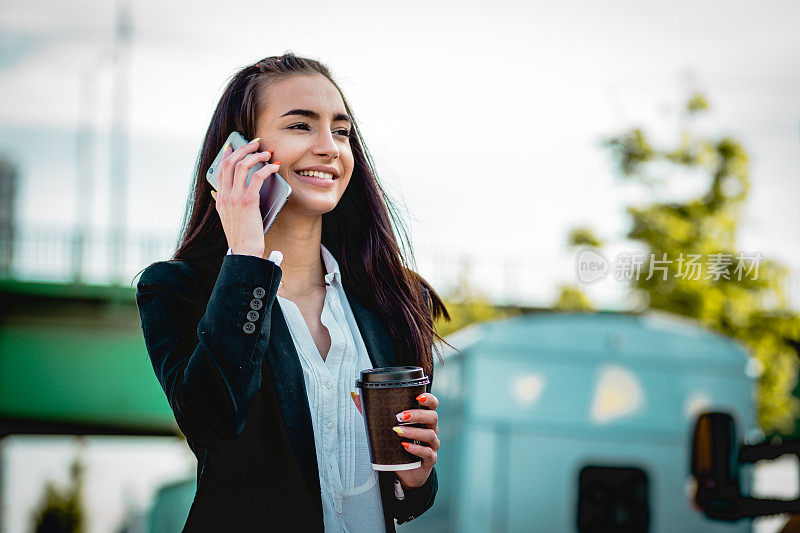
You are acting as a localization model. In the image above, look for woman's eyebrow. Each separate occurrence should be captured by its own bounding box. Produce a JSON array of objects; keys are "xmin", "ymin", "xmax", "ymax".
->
[{"xmin": 280, "ymin": 108, "xmax": 352, "ymax": 124}]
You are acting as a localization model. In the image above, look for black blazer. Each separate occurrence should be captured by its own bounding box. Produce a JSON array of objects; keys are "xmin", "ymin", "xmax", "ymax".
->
[{"xmin": 135, "ymin": 253, "xmax": 437, "ymax": 532}]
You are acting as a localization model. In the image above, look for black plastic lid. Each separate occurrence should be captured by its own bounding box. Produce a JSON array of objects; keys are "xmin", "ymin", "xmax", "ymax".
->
[{"xmin": 355, "ymin": 366, "xmax": 430, "ymax": 389}]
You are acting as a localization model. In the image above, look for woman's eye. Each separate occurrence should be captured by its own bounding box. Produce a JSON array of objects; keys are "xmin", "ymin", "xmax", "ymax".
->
[{"xmin": 287, "ymin": 123, "xmax": 349, "ymax": 137}]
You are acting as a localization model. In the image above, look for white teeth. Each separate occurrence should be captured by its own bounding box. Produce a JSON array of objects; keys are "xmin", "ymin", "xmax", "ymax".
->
[{"xmin": 298, "ymin": 170, "xmax": 334, "ymax": 180}]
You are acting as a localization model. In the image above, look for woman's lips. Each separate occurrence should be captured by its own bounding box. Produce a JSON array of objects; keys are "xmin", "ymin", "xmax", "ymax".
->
[{"xmin": 293, "ymin": 170, "xmax": 336, "ymax": 187}]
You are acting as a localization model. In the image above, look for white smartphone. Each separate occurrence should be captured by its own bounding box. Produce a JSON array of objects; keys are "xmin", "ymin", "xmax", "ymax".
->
[{"xmin": 206, "ymin": 131, "xmax": 292, "ymax": 235}]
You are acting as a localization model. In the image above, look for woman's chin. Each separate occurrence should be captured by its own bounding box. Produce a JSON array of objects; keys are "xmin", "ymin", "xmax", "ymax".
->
[{"xmin": 286, "ymin": 193, "xmax": 341, "ymax": 217}]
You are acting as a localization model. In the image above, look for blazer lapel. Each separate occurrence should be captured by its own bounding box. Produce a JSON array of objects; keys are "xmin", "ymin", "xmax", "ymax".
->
[
  {"xmin": 260, "ymin": 285, "xmax": 397, "ymax": 517},
  {"xmin": 343, "ymin": 284, "xmax": 397, "ymax": 369},
  {"xmin": 262, "ymin": 302, "xmax": 322, "ymax": 514}
]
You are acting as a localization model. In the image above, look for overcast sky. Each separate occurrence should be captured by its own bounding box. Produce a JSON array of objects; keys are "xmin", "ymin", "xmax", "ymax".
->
[{"xmin": 1, "ymin": 0, "xmax": 799, "ymax": 306}]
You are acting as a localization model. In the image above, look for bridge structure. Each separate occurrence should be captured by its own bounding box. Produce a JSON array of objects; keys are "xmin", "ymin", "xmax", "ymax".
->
[{"xmin": 0, "ymin": 278, "xmax": 177, "ymax": 439}]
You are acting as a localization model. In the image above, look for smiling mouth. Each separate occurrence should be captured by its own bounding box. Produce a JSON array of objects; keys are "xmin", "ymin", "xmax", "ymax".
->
[
  {"xmin": 296, "ymin": 170, "xmax": 336, "ymax": 181},
  {"xmin": 292, "ymin": 170, "xmax": 338, "ymax": 187}
]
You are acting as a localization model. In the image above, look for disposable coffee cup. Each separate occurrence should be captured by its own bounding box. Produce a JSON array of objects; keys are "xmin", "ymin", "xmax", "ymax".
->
[{"xmin": 355, "ymin": 366, "xmax": 430, "ymax": 471}]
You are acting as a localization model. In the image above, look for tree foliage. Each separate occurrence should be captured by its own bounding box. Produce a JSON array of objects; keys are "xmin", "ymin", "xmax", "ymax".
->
[
  {"xmin": 554, "ymin": 284, "xmax": 595, "ymax": 312},
  {"xmin": 603, "ymin": 95, "xmax": 800, "ymax": 435},
  {"xmin": 557, "ymin": 228, "xmax": 601, "ymax": 312},
  {"xmin": 434, "ymin": 258, "xmax": 518, "ymax": 338},
  {"xmin": 568, "ymin": 227, "xmax": 604, "ymax": 248},
  {"xmin": 32, "ymin": 445, "xmax": 85, "ymax": 533}
]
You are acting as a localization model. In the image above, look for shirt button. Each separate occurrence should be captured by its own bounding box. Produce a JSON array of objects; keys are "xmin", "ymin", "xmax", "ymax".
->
[
  {"xmin": 327, "ymin": 420, "xmax": 334, "ymax": 430},
  {"xmin": 243, "ymin": 322, "xmax": 256, "ymax": 334},
  {"xmin": 253, "ymin": 287, "xmax": 265, "ymax": 298},
  {"xmin": 325, "ymin": 381, "xmax": 332, "ymax": 389},
  {"xmin": 250, "ymin": 298, "xmax": 263, "ymax": 310},
  {"xmin": 335, "ymin": 502, "xmax": 342, "ymax": 513},
  {"xmin": 247, "ymin": 310, "xmax": 260, "ymax": 322}
]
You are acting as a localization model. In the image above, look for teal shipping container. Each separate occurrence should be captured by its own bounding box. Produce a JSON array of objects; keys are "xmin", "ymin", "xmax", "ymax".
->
[{"xmin": 403, "ymin": 310, "xmax": 757, "ymax": 533}]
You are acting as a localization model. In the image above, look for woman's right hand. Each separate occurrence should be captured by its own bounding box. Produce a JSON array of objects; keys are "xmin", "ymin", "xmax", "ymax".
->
[{"xmin": 210, "ymin": 138, "xmax": 281, "ymax": 259}]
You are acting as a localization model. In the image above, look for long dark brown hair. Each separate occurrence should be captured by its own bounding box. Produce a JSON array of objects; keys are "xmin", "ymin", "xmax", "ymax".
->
[{"xmin": 172, "ymin": 53, "xmax": 450, "ymax": 376}]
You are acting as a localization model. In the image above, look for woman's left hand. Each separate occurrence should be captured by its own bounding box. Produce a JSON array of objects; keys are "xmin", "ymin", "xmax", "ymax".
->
[
  {"xmin": 351, "ymin": 391, "xmax": 440, "ymax": 489},
  {"xmin": 392, "ymin": 393, "xmax": 440, "ymax": 489}
]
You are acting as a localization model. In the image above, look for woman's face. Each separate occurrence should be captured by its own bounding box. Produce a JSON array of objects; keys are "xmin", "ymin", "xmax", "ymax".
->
[{"xmin": 255, "ymin": 74, "xmax": 354, "ymax": 217}]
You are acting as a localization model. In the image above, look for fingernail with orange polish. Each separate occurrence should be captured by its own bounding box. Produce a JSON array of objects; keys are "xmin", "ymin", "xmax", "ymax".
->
[{"xmin": 416, "ymin": 394, "xmax": 426, "ymax": 403}]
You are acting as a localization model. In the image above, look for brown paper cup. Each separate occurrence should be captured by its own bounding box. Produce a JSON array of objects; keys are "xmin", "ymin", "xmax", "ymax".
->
[{"xmin": 355, "ymin": 366, "xmax": 430, "ymax": 471}]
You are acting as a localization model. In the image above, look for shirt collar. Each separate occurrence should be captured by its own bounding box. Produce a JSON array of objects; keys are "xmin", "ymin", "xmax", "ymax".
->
[{"xmin": 320, "ymin": 243, "xmax": 341, "ymax": 286}]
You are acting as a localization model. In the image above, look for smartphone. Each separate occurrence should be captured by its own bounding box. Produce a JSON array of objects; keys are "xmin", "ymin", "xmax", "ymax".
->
[{"xmin": 206, "ymin": 131, "xmax": 292, "ymax": 235}]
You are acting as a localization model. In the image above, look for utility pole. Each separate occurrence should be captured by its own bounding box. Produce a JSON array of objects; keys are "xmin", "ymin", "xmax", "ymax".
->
[
  {"xmin": 0, "ymin": 158, "xmax": 17, "ymax": 278},
  {"xmin": 109, "ymin": 0, "xmax": 133, "ymax": 284},
  {"xmin": 73, "ymin": 60, "xmax": 99, "ymax": 283}
]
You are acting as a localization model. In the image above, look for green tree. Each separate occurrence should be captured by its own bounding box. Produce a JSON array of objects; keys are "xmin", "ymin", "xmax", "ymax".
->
[
  {"xmin": 32, "ymin": 443, "xmax": 86, "ymax": 533},
  {"xmin": 568, "ymin": 227, "xmax": 604, "ymax": 248},
  {"xmin": 603, "ymin": 93, "xmax": 800, "ymax": 435},
  {"xmin": 553, "ymin": 227, "xmax": 603, "ymax": 312},
  {"xmin": 556, "ymin": 227, "xmax": 603, "ymax": 310},
  {"xmin": 434, "ymin": 257, "xmax": 518, "ymax": 338},
  {"xmin": 554, "ymin": 284, "xmax": 594, "ymax": 312}
]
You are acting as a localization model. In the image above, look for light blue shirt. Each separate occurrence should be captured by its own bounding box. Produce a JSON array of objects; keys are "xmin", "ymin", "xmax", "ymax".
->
[{"xmin": 228, "ymin": 245, "xmax": 404, "ymax": 531}]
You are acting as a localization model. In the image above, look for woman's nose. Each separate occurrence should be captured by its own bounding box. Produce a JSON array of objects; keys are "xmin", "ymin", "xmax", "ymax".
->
[{"xmin": 312, "ymin": 130, "xmax": 339, "ymax": 159}]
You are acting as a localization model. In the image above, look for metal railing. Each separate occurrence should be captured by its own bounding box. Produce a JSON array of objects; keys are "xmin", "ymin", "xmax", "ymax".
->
[
  {"xmin": 0, "ymin": 225, "xmax": 560, "ymax": 303},
  {"xmin": 1, "ymin": 225, "xmax": 798, "ymax": 310},
  {"xmin": 0, "ymin": 225, "xmax": 178, "ymax": 286}
]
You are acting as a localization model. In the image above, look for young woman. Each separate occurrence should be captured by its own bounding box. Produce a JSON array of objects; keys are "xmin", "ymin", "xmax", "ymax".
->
[{"xmin": 135, "ymin": 53, "xmax": 450, "ymax": 532}]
